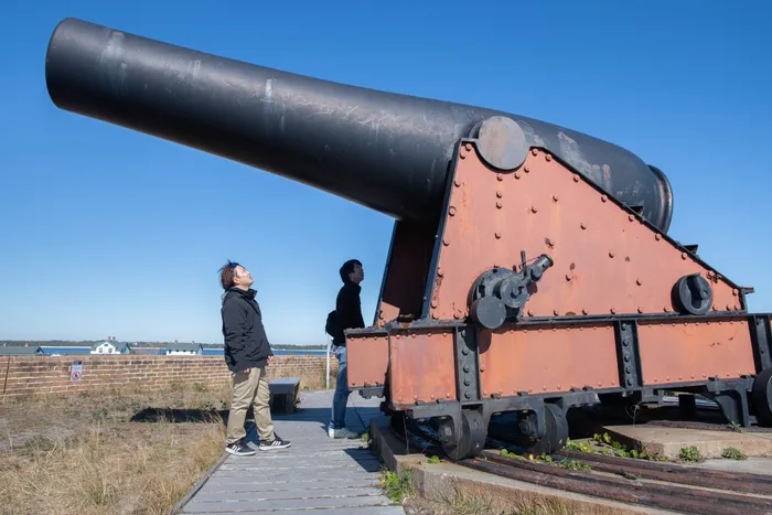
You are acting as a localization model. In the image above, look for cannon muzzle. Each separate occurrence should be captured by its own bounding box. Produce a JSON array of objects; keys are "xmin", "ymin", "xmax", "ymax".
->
[{"xmin": 45, "ymin": 18, "xmax": 673, "ymax": 231}]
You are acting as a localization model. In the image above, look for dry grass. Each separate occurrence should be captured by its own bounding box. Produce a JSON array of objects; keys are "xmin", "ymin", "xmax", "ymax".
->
[{"xmin": 0, "ymin": 382, "xmax": 231, "ymax": 515}]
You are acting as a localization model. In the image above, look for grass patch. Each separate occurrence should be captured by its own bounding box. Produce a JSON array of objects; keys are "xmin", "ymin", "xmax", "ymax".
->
[
  {"xmin": 721, "ymin": 447, "xmax": 747, "ymax": 460},
  {"xmin": 0, "ymin": 382, "xmax": 230, "ymax": 515},
  {"xmin": 380, "ymin": 469, "xmax": 414, "ymax": 504},
  {"xmin": 566, "ymin": 433, "xmax": 665, "ymax": 461},
  {"xmin": 679, "ymin": 446, "xmax": 704, "ymax": 462}
]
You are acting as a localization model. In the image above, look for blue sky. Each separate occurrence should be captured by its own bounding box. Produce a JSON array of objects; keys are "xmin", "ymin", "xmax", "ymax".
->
[{"xmin": 1, "ymin": 1, "xmax": 770, "ymax": 345}]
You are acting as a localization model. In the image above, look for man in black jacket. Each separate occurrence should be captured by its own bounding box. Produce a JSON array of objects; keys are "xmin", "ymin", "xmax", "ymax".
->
[
  {"xmin": 219, "ymin": 261, "xmax": 290, "ymax": 456},
  {"xmin": 328, "ymin": 259, "xmax": 365, "ymax": 439}
]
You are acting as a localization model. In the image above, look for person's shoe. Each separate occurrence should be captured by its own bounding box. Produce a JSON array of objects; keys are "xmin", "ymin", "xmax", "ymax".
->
[
  {"xmin": 225, "ymin": 440, "xmax": 256, "ymax": 456},
  {"xmin": 330, "ymin": 427, "xmax": 360, "ymax": 439},
  {"xmin": 258, "ymin": 436, "xmax": 291, "ymax": 451}
]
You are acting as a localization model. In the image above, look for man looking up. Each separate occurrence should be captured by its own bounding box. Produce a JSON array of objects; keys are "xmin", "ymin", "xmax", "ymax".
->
[
  {"xmin": 328, "ymin": 259, "xmax": 365, "ymax": 439},
  {"xmin": 219, "ymin": 261, "xmax": 291, "ymax": 455}
]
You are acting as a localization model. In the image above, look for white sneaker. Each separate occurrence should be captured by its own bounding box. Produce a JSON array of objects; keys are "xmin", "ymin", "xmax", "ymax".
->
[{"xmin": 330, "ymin": 427, "xmax": 360, "ymax": 439}]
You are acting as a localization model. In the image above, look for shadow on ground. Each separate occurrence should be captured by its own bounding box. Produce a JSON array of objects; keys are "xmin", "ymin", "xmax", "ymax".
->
[{"xmin": 130, "ymin": 405, "xmax": 381, "ymax": 427}]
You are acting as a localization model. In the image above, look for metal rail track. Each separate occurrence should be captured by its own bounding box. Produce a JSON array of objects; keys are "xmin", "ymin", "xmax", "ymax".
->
[{"xmin": 458, "ymin": 450, "xmax": 772, "ymax": 515}]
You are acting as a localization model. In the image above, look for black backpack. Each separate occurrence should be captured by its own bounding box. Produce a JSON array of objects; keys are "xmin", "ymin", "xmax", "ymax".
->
[{"xmin": 325, "ymin": 310, "xmax": 339, "ymax": 338}]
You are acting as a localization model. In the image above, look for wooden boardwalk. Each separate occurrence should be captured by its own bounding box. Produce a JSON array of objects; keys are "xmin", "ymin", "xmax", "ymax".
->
[{"xmin": 179, "ymin": 389, "xmax": 405, "ymax": 514}]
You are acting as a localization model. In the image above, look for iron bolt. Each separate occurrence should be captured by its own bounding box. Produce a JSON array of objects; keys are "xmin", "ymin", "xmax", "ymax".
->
[
  {"xmin": 626, "ymin": 378, "xmax": 633, "ymax": 386},
  {"xmin": 623, "ymin": 352, "xmax": 631, "ymax": 361},
  {"xmin": 463, "ymin": 365, "xmax": 470, "ymax": 373},
  {"xmin": 464, "ymin": 143, "xmax": 472, "ymax": 151},
  {"xmin": 628, "ymin": 214, "xmax": 635, "ymax": 222},
  {"xmin": 565, "ymin": 274, "xmax": 572, "ymax": 281},
  {"xmin": 459, "ymin": 152, "xmax": 466, "ymax": 160},
  {"xmin": 442, "ymin": 239, "xmax": 450, "ymax": 246},
  {"xmin": 462, "ymin": 348, "xmax": 469, "ymax": 356},
  {"xmin": 496, "ymin": 191, "xmax": 503, "ymax": 199},
  {"xmin": 514, "ymin": 172, "xmax": 521, "ymax": 180},
  {"xmin": 610, "ymin": 307, "xmax": 616, "ymax": 314},
  {"xmin": 636, "ymin": 279, "xmax": 642, "ymax": 286},
  {"xmin": 524, "ymin": 166, "xmax": 530, "ymax": 173},
  {"xmin": 609, "ymin": 251, "xmax": 615, "ymax": 258},
  {"xmin": 531, "ymin": 149, "xmax": 538, "ymax": 156},
  {"xmin": 580, "ymin": 222, "xmax": 587, "ymax": 230},
  {"xmin": 448, "ymin": 206, "xmax": 456, "ymax": 216},
  {"xmin": 625, "ymin": 366, "xmax": 631, "ymax": 373},
  {"xmin": 553, "ymin": 309, "xmax": 560, "ymax": 316},
  {"xmin": 495, "ymin": 232, "xmax": 502, "ymax": 239},
  {"xmin": 530, "ymin": 206, "xmax": 538, "ymax": 213},
  {"xmin": 545, "ymin": 154, "xmax": 552, "ymax": 162},
  {"xmin": 552, "ymin": 195, "xmax": 559, "ymax": 202},
  {"xmin": 431, "ymin": 300, "xmax": 438, "ymax": 308},
  {"xmin": 601, "ymin": 195, "xmax": 608, "ymax": 202},
  {"xmin": 496, "ymin": 202, "xmax": 502, "ymax": 209},
  {"xmin": 573, "ymin": 174, "xmax": 580, "ymax": 182},
  {"xmin": 464, "ymin": 379, "xmax": 470, "ymax": 386},
  {"xmin": 655, "ymin": 234, "xmax": 661, "ymax": 241},
  {"xmin": 437, "ymin": 268, "xmax": 444, "ymax": 277},
  {"xmin": 454, "ymin": 180, "xmax": 461, "ymax": 187},
  {"xmin": 464, "ymin": 392, "xmax": 472, "ymax": 399},
  {"xmin": 497, "ymin": 174, "xmax": 503, "ymax": 182},
  {"xmin": 681, "ymin": 252, "xmax": 687, "ymax": 260}
]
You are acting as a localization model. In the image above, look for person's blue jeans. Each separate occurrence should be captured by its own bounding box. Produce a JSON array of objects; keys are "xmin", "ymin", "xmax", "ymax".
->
[{"xmin": 330, "ymin": 346, "xmax": 351, "ymax": 429}]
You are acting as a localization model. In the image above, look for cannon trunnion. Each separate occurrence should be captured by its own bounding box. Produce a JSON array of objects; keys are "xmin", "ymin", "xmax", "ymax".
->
[{"xmin": 45, "ymin": 18, "xmax": 772, "ymax": 460}]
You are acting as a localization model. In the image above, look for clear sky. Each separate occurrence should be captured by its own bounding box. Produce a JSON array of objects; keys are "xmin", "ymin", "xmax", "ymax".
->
[{"xmin": 1, "ymin": 1, "xmax": 771, "ymax": 345}]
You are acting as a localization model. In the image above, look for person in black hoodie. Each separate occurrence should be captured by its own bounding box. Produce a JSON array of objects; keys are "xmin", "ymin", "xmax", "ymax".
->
[
  {"xmin": 219, "ymin": 261, "xmax": 290, "ymax": 456},
  {"xmin": 328, "ymin": 259, "xmax": 365, "ymax": 439}
]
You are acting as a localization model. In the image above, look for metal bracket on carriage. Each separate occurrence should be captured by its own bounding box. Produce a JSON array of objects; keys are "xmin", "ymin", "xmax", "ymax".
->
[{"xmin": 469, "ymin": 253, "xmax": 553, "ymax": 330}]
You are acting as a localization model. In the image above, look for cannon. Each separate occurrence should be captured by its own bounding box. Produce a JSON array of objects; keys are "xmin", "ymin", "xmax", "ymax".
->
[{"xmin": 46, "ymin": 18, "xmax": 772, "ymax": 459}]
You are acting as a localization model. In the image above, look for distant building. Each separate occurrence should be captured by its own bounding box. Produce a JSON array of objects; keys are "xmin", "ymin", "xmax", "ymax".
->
[
  {"xmin": 201, "ymin": 346, "xmax": 224, "ymax": 356},
  {"xmin": 38, "ymin": 346, "xmax": 91, "ymax": 356},
  {"xmin": 164, "ymin": 342, "xmax": 203, "ymax": 356},
  {"xmin": 130, "ymin": 347, "xmax": 166, "ymax": 356},
  {"xmin": 91, "ymin": 340, "xmax": 120, "ymax": 354},
  {"xmin": 0, "ymin": 345, "xmax": 43, "ymax": 356}
]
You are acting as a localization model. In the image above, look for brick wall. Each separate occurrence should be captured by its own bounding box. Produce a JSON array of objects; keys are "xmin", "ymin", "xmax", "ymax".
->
[{"xmin": 0, "ymin": 355, "xmax": 339, "ymax": 398}]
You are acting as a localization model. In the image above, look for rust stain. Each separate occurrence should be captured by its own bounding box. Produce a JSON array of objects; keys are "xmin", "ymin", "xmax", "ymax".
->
[
  {"xmin": 638, "ymin": 320, "xmax": 754, "ymax": 383},
  {"xmin": 390, "ymin": 331, "xmax": 455, "ymax": 405},
  {"xmin": 346, "ymin": 334, "xmax": 388, "ymax": 389},
  {"xmin": 427, "ymin": 148, "xmax": 740, "ymax": 319},
  {"xmin": 479, "ymin": 324, "xmax": 619, "ymax": 394}
]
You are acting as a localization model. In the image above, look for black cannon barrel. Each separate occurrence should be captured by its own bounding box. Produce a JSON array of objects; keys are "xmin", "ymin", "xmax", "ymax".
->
[{"xmin": 45, "ymin": 18, "xmax": 673, "ymax": 231}]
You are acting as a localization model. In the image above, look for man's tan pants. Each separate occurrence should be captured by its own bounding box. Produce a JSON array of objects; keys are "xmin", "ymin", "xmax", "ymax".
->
[{"xmin": 225, "ymin": 365, "xmax": 275, "ymax": 445}]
